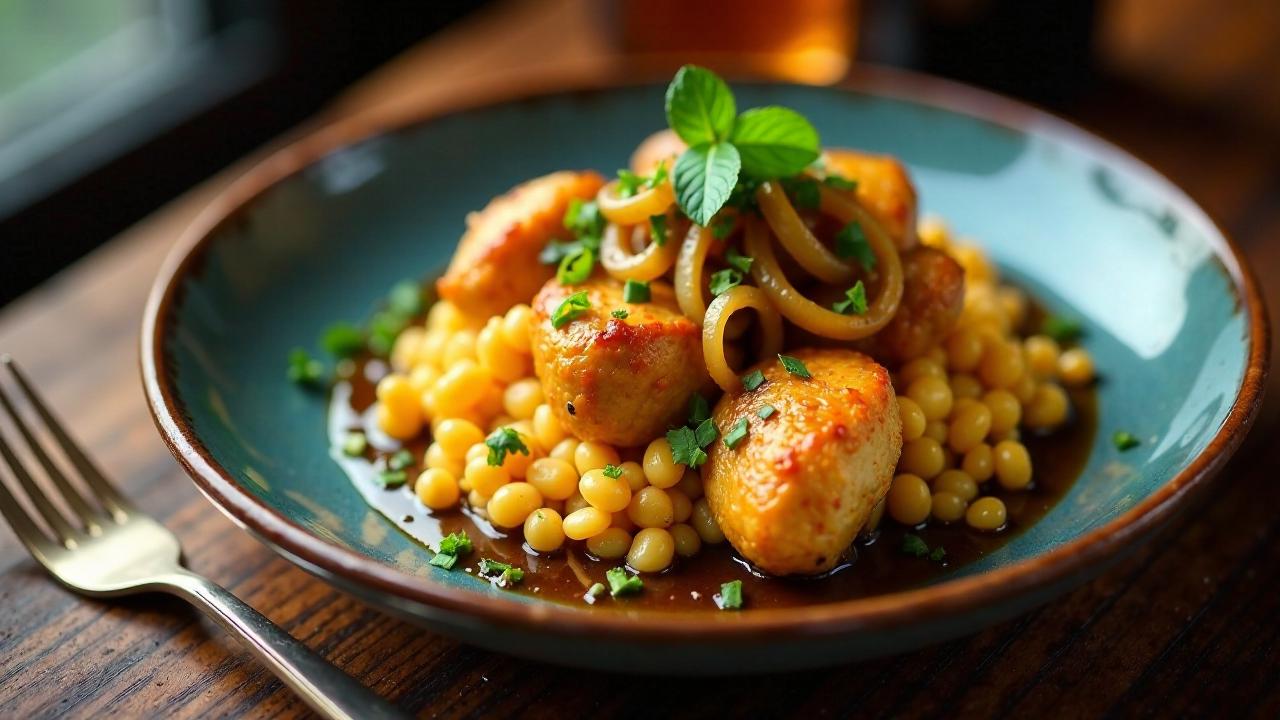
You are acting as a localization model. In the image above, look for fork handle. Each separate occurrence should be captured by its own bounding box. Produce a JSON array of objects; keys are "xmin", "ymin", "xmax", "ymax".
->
[{"xmin": 158, "ymin": 569, "xmax": 409, "ymax": 720}]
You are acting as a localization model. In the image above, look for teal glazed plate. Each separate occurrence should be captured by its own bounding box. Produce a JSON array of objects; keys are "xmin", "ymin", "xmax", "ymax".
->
[{"xmin": 142, "ymin": 67, "xmax": 1268, "ymax": 673}]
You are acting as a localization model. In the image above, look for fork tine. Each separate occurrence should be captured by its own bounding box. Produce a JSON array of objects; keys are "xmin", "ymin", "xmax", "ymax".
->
[
  {"xmin": 0, "ymin": 431, "xmax": 78, "ymax": 546},
  {"xmin": 0, "ymin": 471, "xmax": 57, "ymax": 558},
  {"xmin": 1, "ymin": 356, "xmax": 129, "ymax": 520}
]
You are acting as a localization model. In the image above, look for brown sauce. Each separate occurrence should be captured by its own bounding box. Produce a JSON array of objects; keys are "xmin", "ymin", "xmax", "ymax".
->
[{"xmin": 328, "ymin": 352, "xmax": 1096, "ymax": 612}]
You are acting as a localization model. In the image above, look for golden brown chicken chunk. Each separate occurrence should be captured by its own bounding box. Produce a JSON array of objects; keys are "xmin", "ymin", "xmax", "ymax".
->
[
  {"xmin": 823, "ymin": 149, "xmax": 918, "ymax": 249},
  {"xmin": 530, "ymin": 277, "xmax": 708, "ymax": 446},
  {"xmin": 703, "ymin": 348, "xmax": 901, "ymax": 576},
  {"xmin": 437, "ymin": 170, "xmax": 605, "ymax": 319},
  {"xmin": 629, "ymin": 128, "xmax": 685, "ymax": 175},
  {"xmin": 857, "ymin": 246, "xmax": 965, "ymax": 364}
]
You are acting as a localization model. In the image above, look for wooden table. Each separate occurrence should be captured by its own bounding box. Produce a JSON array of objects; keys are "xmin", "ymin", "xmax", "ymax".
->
[{"xmin": 2, "ymin": 1, "xmax": 1278, "ymax": 717}]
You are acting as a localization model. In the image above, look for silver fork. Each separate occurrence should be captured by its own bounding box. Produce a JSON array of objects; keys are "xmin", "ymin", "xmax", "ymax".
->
[{"xmin": 0, "ymin": 356, "xmax": 407, "ymax": 720}]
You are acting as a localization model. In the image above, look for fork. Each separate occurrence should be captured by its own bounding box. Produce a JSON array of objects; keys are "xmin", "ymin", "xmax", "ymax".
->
[{"xmin": 0, "ymin": 356, "xmax": 407, "ymax": 720}]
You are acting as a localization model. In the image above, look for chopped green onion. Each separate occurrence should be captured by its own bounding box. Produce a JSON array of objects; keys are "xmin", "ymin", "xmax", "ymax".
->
[
  {"xmin": 722, "ymin": 418, "xmax": 749, "ymax": 449},
  {"xmin": 1113, "ymin": 431, "xmax": 1140, "ymax": 451},
  {"xmin": 611, "ymin": 309, "xmax": 629, "ymax": 319},
  {"xmin": 341, "ymin": 431, "xmax": 367, "ymax": 457},
  {"xmin": 623, "ymin": 279, "xmax": 650, "ymax": 303},
  {"xmin": 557, "ymin": 247, "xmax": 595, "ymax": 285},
  {"xmin": 688, "ymin": 393, "xmax": 710, "ymax": 425},
  {"xmin": 694, "ymin": 418, "xmax": 718, "ymax": 448},
  {"xmin": 778, "ymin": 354, "xmax": 811, "ymax": 379},
  {"xmin": 550, "ymin": 290, "xmax": 591, "ymax": 329},
  {"xmin": 478, "ymin": 558, "xmax": 524, "ymax": 586},
  {"xmin": 375, "ymin": 469, "xmax": 407, "ymax": 489},
  {"xmin": 716, "ymin": 580, "xmax": 744, "ymax": 610},
  {"xmin": 585, "ymin": 582, "xmax": 606, "ymax": 603},
  {"xmin": 429, "ymin": 552, "xmax": 459, "ymax": 569},
  {"xmin": 756, "ymin": 404, "xmax": 776, "ymax": 420},
  {"xmin": 387, "ymin": 449, "xmax": 414, "ymax": 471},
  {"xmin": 741, "ymin": 369, "xmax": 765, "ymax": 391},
  {"xmin": 649, "ymin": 214, "xmax": 668, "ymax": 246},
  {"xmin": 602, "ymin": 464, "xmax": 623, "ymax": 479}
]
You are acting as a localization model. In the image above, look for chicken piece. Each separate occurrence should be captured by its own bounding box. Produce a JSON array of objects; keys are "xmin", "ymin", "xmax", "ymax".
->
[
  {"xmin": 437, "ymin": 170, "xmax": 605, "ymax": 319},
  {"xmin": 703, "ymin": 348, "xmax": 901, "ymax": 576},
  {"xmin": 530, "ymin": 277, "xmax": 708, "ymax": 447},
  {"xmin": 823, "ymin": 149, "xmax": 918, "ymax": 249},
  {"xmin": 857, "ymin": 246, "xmax": 965, "ymax": 364}
]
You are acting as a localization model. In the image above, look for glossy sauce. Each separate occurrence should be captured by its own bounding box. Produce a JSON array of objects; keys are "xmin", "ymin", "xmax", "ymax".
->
[{"xmin": 329, "ymin": 352, "xmax": 1096, "ymax": 612}]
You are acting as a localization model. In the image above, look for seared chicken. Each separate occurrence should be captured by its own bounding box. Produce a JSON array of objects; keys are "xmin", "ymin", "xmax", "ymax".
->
[
  {"xmin": 437, "ymin": 170, "xmax": 605, "ymax": 319},
  {"xmin": 822, "ymin": 149, "xmax": 918, "ymax": 250},
  {"xmin": 857, "ymin": 246, "xmax": 965, "ymax": 364},
  {"xmin": 703, "ymin": 348, "xmax": 901, "ymax": 576},
  {"xmin": 529, "ymin": 277, "xmax": 709, "ymax": 447}
]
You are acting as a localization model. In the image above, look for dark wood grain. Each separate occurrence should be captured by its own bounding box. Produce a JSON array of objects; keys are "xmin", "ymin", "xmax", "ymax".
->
[{"xmin": 1, "ymin": 1, "xmax": 1278, "ymax": 717}]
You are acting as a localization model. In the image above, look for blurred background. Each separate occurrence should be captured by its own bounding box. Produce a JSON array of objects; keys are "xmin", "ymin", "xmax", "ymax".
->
[{"xmin": 2, "ymin": 0, "xmax": 1278, "ymax": 307}]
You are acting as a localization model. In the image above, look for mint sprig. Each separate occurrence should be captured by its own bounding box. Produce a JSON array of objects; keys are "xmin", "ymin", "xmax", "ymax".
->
[{"xmin": 664, "ymin": 65, "xmax": 821, "ymax": 226}]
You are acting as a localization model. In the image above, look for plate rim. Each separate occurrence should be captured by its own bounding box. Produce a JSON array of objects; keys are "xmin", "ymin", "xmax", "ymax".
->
[{"xmin": 140, "ymin": 64, "xmax": 1270, "ymax": 640}]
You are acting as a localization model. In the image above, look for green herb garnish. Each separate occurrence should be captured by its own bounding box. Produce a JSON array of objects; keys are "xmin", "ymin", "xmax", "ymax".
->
[
  {"xmin": 478, "ymin": 558, "xmax": 525, "ymax": 586},
  {"xmin": 367, "ymin": 310, "xmax": 410, "ymax": 357},
  {"xmin": 665, "ymin": 65, "xmax": 820, "ymax": 225},
  {"xmin": 929, "ymin": 546, "xmax": 947, "ymax": 563},
  {"xmin": 616, "ymin": 162, "xmax": 668, "ymax": 198},
  {"xmin": 602, "ymin": 464, "xmax": 623, "ymax": 479},
  {"xmin": 485, "ymin": 427, "xmax": 530, "ymax": 466},
  {"xmin": 741, "ymin": 369, "xmax": 766, "ymax": 391},
  {"xmin": 557, "ymin": 247, "xmax": 596, "ymax": 285},
  {"xmin": 708, "ymin": 268, "xmax": 743, "ymax": 296},
  {"xmin": 710, "ymin": 213, "xmax": 737, "ymax": 239},
  {"xmin": 437, "ymin": 531, "xmax": 474, "ymax": 556},
  {"xmin": 606, "ymin": 567, "xmax": 644, "ymax": 596},
  {"xmin": 550, "ymin": 290, "xmax": 591, "ymax": 329},
  {"xmin": 1112, "ymin": 431, "xmax": 1140, "ymax": 451},
  {"xmin": 756, "ymin": 404, "xmax": 776, "ymax": 420},
  {"xmin": 286, "ymin": 348, "xmax": 325, "ymax": 386},
  {"xmin": 429, "ymin": 552, "xmax": 459, "ymax": 569},
  {"xmin": 623, "ymin": 279, "xmax": 650, "ymax": 303},
  {"xmin": 782, "ymin": 176, "xmax": 820, "ymax": 209},
  {"xmin": 611, "ymin": 309, "xmax": 629, "ymax": 319},
  {"xmin": 722, "ymin": 418, "xmax": 749, "ymax": 449},
  {"xmin": 387, "ymin": 449, "xmax": 414, "ymax": 471},
  {"xmin": 563, "ymin": 197, "xmax": 605, "ymax": 239},
  {"xmin": 585, "ymin": 582, "xmax": 606, "ymax": 603},
  {"xmin": 321, "ymin": 322, "xmax": 365, "ymax": 358},
  {"xmin": 388, "ymin": 280, "xmax": 424, "ymax": 317},
  {"xmin": 1042, "ymin": 315, "xmax": 1083, "ymax": 343},
  {"xmin": 666, "ymin": 426, "xmax": 708, "ymax": 469},
  {"xmin": 901, "ymin": 533, "xmax": 929, "ymax": 557},
  {"xmin": 375, "ymin": 469, "xmax": 407, "ymax": 489},
  {"xmin": 726, "ymin": 247, "xmax": 753, "ymax": 274},
  {"xmin": 688, "ymin": 393, "xmax": 710, "ymax": 425},
  {"xmin": 823, "ymin": 174, "xmax": 857, "ymax": 191},
  {"xmin": 835, "ymin": 221, "xmax": 876, "ymax": 270},
  {"xmin": 341, "ymin": 431, "xmax": 367, "ymax": 457},
  {"xmin": 694, "ymin": 417, "xmax": 718, "ymax": 448},
  {"xmin": 649, "ymin": 214, "xmax": 669, "ymax": 246},
  {"xmin": 777, "ymin": 354, "xmax": 812, "ymax": 379},
  {"xmin": 832, "ymin": 281, "xmax": 868, "ymax": 315},
  {"xmin": 716, "ymin": 579, "xmax": 744, "ymax": 610}
]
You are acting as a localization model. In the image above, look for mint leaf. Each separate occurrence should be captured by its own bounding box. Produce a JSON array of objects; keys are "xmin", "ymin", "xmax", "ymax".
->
[
  {"xmin": 674, "ymin": 143, "xmax": 741, "ymax": 226},
  {"xmin": 835, "ymin": 221, "xmax": 876, "ymax": 270},
  {"xmin": 664, "ymin": 65, "xmax": 736, "ymax": 146},
  {"xmin": 730, "ymin": 106, "xmax": 820, "ymax": 178}
]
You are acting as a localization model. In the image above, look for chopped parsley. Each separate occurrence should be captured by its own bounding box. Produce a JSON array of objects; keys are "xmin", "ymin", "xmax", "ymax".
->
[
  {"xmin": 716, "ymin": 579, "xmax": 744, "ymax": 610},
  {"xmin": 341, "ymin": 431, "xmax": 367, "ymax": 457},
  {"xmin": 375, "ymin": 469, "xmax": 407, "ymax": 489},
  {"xmin": 606, "ymin": 566, "xmax": 644, "ymax": 596},
  {"xmin": 929, "ymin": 546, "xmax": 947, "ymax": 563},
  {"xmin": 387, "ymin": 449, "xmax": 414, "ymax": 471},
  {"xmin": 694, "ymin": 418, "xmax": 718, "ymax": 448},
  {"xmin": 725, "ymin": 247, "xmax": 753, "ymax": 274},
  {"xmin": 616, "ymin": 162, "xmax": 668, "ymax": 198},
  {"xmin": 823, "ymin": 174, "xmax": 858, "ymax": 191},
  {"xmin": 437, "ymin": 531, "xmax": 474, "ymax": 556},
  {"xmin": 777, "ymin": 354, "xmax": 812, "ymax": 379},
  {"xmin": 611, "ymin": 308, "xmax": 629, "ymax": 319},
  {"xmin": 901, "ymin": 533, "xmax": 929, "ymax": 557},
  {"xmin": 478, "ymin": 558, "xmax": 525, "ymax": 586},
  {"xmin": 832, "ymin": 281, "xmax": 868, "ymax": 315},
  {"xmin": 710, "ymin": 213, "xmax": 737, "ymax": 239},
  {"xmin": 722, "ymin": 417, "xmax": 749, "ymax": 449},
  {"xmin": 756, "ymin": 404, "xmax": 776, "ymax": 420},
  {"xmin": 1041, "ymin": 315, "xmax": 1083, "ymax": 343},
  {"xmin": 321, "ymin": 322, "xmax": 365, "ymax": 358},
  {"xmin": 834, "ymin": 221, "xmax": 876, "ymax": 270},
  {"xmin": 1112, "ymin": 431, "xmax": 1141, "ymax": 451},
  {"xmin": 649, "ymin": 214, "xmax": 669, "ymax": 246},
  {"xmin": 557, "ymin": 247, "xmax": 595, "ymax": 285},
  {"xmin": 485, "ymin": 427, "xmax": 530, "ymax": 466},
  {"xmin": 602, "ymin": 464, "xmax": 623, "ymax": 479},
  {"xmin": 781, "ymin": 176, "xmax": 820, "ymax": 209},
  {"xmin": 708, "ymin": 268, "xmax": 743, "ymax": 296},
  {"xmin": 286, "ymin": 348, "xmax": 325, "ymax": 386},
  {"xmin": 667, "ymin": 426, "xmax": 707, "ymax": 469},
  {"xmin": 563, "ymin": 197, "xmax": 605, "ymax": 239},
  {"xmin": 550, "ymin": 290, "xmax": 591, "ymax": 329},
  {"xmin": 688, "ymin": 393, "xmax": 710, "ymax": 425},
  {"xmin": 388, "ymin": 280, "xmax": 424, "ymax": 317},
  {"xmin": 741, "ymin": 369, "xmax": 766, "ymax": 391},
  {"xmin": 429, "ymin": 552, "xmax": 460, "ymax": 570},
  {"xmin": 623, "ymin": 279, "xmax": 650, "ymax": 303}
]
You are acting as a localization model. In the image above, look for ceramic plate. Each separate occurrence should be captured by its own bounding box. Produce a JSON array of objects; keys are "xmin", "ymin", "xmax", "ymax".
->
[{"xmin": 142, "ymin": 68, "xmax": 1268, "ymax": 673}]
